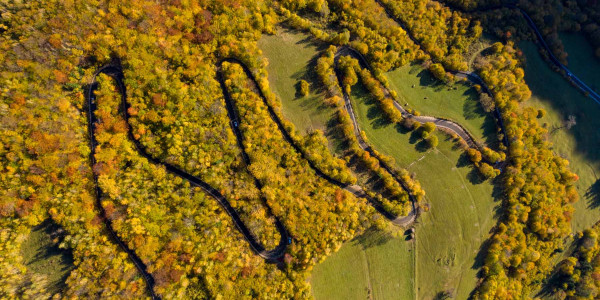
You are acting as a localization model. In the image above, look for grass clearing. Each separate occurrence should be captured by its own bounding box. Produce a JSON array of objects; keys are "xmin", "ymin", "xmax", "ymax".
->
[
  {"xmin": 519, "ymin": 40, "xmax": 600, "ymax": 233},
  {"xmin": 385, "ymin": 65, "xmax": 498, "ymax": 147},
  {"xmin": 258, "ymin": 29, "xmax": 336, "ymax": 136},
  {"xmin": 310, "ymin": 228, "xmax": 415, "ymax": 300},
  {"xmin": 349, "ymin": 82, "xmax": 498, "ymax": 299},
  {"xmin": 20, "ymin": 219, "xmax": 74, "ymax": 296}
]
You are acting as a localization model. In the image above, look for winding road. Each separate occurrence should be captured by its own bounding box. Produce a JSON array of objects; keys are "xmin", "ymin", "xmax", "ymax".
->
[
  {"xmin": 87, "ymin": 65, "xmax": 290, "ymax": 299},
  {"xmin": 334, "ymin": 46, "xmax": 507, "ymax": 168},
  {"xmin": 217, "ymin": 58, "xmax": 417, "ymax": 227},
  {"xmin": 86, "ymin": 58, "xmax": 420, "ymax": 299},
  {"xmin": 74, "ymin": 2, "xmax": 600, "ymax": 299}
]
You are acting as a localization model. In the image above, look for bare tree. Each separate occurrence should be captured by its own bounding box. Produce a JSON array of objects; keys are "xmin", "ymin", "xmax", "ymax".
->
[{"xmin": 565, "ymin": 115, "xmax": 577, "ymax": 129}]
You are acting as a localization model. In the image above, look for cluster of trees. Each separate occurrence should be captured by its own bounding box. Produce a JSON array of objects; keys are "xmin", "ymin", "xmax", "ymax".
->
[
  {"xmin": 549, "ymin": 224, "xmax": 600, "ymax": 298},
  {"xmin": 326, "ymin": 0, "xmax": 423, "ymax": 71},
  {"xmin": 220, "ymin": 61, "xmax": 374, "ymax": 266},
  {"xmin": 1, "ymin": 0, "xmax": 375, "ymax": 298},
  {"xmin": 466, "ymin": 148, "xmax": 499, "ymax": 179},
  {"xmin": 471, "ymin": 37, "xmax": 579, "ymax": 299},
  {"xmin": 378, "ymin": 0, "xmax": 482, "ymax": 71}
]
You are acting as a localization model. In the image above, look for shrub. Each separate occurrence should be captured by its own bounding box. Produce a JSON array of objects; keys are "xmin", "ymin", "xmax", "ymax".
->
[
  {"xmin": 537, "ymin": 109, "xmax": 546, "ymax": 118},
  {"xmin": 467, "ymin": 148, "xmax": 482, "ymax": 164},
  {"xmin": 422, "ymin": 122, "xmax": 436, "ymax": 133},
  {"xmin": 426, "ymin": 135, "xmax": 438, "ymax": 148},
  {"xmin": 298, "ymin": 80, "xmax": 309, "ymax": 97}
]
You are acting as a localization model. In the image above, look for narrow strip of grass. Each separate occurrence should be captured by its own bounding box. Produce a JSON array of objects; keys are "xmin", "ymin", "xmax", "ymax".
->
[
  {"xmin": 349, "ymin": 82, "xmax": 498, "ymax": 299},
  {"xmin": 520, "ymin": 40, "xmax": 600, "ymax": 232}
]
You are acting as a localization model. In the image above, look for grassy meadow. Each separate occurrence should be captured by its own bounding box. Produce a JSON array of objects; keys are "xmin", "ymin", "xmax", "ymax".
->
[
  {"xmin": 258, "ymin": 29, "xmax": 335, "ymax": 135},
  {"xmin": 348, "ymin": 83, "xmax": 498, "ymax": 299},
  {"xmin": 260, "ymin": 29, "xmax": 500, "ymax": 299},
  {"xmin": 310, "ymin": 229, "xmax": 415, "ymax": 300}
]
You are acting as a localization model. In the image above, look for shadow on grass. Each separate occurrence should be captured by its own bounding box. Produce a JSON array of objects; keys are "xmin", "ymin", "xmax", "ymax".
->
[
  {"xmin": 21, "ymin": 219, "xmax": 74, "ymax": 296},
  {"xmin": 352, "ymin": 227, "xmax": 394, "ymax": 250},
  {"xmin": 586, "ymin": 179, "xmax": 600, "ymax": 209}
]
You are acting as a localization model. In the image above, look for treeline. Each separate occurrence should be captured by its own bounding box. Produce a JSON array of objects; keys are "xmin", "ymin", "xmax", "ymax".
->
[
  {"xmin": 471, "ymin": 40, "xmax": 579, "ymax": 298},
  {"xmin": 548, "ymin": 223, "xmax": 600, "ymax": 298},
  {"xmin": 378, "ymin": 0, "xmax": 482, "ymax": 71}
]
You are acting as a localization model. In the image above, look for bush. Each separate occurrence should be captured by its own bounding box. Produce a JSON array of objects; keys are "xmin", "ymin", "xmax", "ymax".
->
[
  {"xmin": 426, "ymin": 135, "xmax": 439, "ymax": 148},
  {"xmin": 537, "ymin": 109, "xmax": 546, "ymax": 118},
  {"xmin": 298, "ymin": 80, "xmax": 309, "ymax": 97},
  {"xmin": 422, "ymin": 122, "xmax": 436, "ymax": 133},
  {"xmin": 467, "ymin": 148, "xmax": 482, "ymax": 164},
  {"xmin": 478, "ymin": 162, "xmax": 498, "ymax": 179}
]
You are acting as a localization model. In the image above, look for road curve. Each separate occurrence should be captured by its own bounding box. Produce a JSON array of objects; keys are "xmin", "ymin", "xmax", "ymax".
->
[
  {"xmin": 86, "ymin": 65, "xmax": 292, "ymax": 298},
  {"xmin": 335, "ymin": 46, "xmax": 507, "ymax": 168},
  {"xmin": 217, "ymin": 58, "xmax": 417, "ymax": 227}
]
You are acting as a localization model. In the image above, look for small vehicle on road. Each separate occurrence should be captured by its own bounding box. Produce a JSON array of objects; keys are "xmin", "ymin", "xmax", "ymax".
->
[
  {"xmin": 288, "ymin": 237, "xmax": 292, "ymax": 245},
  {"xmin": 233, "ymin": 120, "xmax": 238, "ymax": 127}
]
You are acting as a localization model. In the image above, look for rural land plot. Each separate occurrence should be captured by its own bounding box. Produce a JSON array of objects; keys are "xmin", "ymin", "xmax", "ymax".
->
[
  {"xmin": 310, "ymin": 229, "xmax": 415, "ymax": 300},
  {"xmin": 349, "ymin": 82, "xmax": 498, "ymax": 299},
  {"xmin": 258, "ymin": 29, "xmax": 335, "ymax": 136},
  {"xmin": 519, "ymin": 40, "xmax": 600, "ymax": 232}
]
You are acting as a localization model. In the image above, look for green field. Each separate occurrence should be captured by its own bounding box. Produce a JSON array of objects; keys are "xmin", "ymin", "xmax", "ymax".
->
[
  {"xmin": 348, "ymin": 83, "xmax": 498, "ymax": 299},
  {"xmin": 561, "ymin": 33, "xmax": 600, "ymax": 97},
  {"xmin": 258, "ymin": 29, "xmax": 336, "ymax": 135},
  {"xmin": 20, "ymin": 220, "xmax": 74, "ymax": 295},
  {"xmin": 519, "ymin": 39, "xmax": 600, "ymax": 232},
  {"xmin": 262, "ymin": 30, "xmax": 499, "ymax": 299},
  {"xmin": 385, "ymin": 65, "xmax": 497, "ymax": 146},
  {"xmin": 310, "ymin": 228, "xmax": 415, "ymax": 300}
]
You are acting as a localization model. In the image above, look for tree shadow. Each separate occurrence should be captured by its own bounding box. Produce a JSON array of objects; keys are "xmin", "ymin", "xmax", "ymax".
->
[
  {"xmin": 466, "ymin": 168, "xmax": 486, "ymax": 185},
  {"xmin": 456, "ymin": 151, "xmax": 472, "ymax": 168},
  {"xmin": 409, "ymin": 130, "xmax": 421, "ymax": 144},
  {"xmin": 352, "ymin": 227, "xmax": 394, "ymax": 250},
  {"xmin": 468, "ymin": 237, "xmax": 493, "ymax": 299},
  {"xmin": 586, "ymin": 179, "xmax": 600, "ymax": 209},
  {"xmin": 23, "ymin": 219, "xmax": 74, "ymax": 295},
  {"xmin": 415, "ymin": 139, "xmax": 430, "ymax": 152}
]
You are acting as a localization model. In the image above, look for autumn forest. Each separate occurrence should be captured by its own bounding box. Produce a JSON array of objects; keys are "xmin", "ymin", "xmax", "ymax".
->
[{"xmin": 1, "ymin": 0, "xmax": 600, "ymax": 299}]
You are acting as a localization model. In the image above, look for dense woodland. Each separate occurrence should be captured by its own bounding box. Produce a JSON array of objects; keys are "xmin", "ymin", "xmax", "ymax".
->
[
  {"xmin": 0, "ymin": 0, "xmax": 598, "ymax": 298},
  {"xmin": 549, "ymin": 222, "xmax": 600, "ymax": 298}
]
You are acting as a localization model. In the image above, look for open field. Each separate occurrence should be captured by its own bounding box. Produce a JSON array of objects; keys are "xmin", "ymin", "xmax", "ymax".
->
[
  {"xmin": 258, "ymin": 29, "xmax": 335, "ymax": 135},
  {"xmin": 385, "ymin": 65, "xmax": 498, "ymax": 147},
  {"xmin": 310, "ymin": 228, "xmax": 415, "ymax": 300},
  {"xmin": 341, "ymin": 83, "xmax": 497, "ymax": 299},
  {"xmin": 20, "ymin": 220, "xmax": 74, "ymax": 296},
  {"xmin": 519, "ymin": 40, "xmax": 600, "ymax": 232}
]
